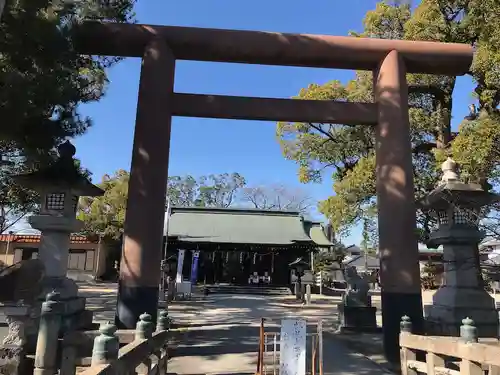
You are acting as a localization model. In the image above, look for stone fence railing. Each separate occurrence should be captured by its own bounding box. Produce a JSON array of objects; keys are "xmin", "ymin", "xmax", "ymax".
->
[
  {"xmin": 33, "ymin": 292, "xmax": 170, "ymax": 375},
  {"xmin": 399, "ymin": 316, "xmax": 500, "ymax": 375}
]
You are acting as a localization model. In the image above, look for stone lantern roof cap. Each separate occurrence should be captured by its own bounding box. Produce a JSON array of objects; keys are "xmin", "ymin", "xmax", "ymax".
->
[
  {"xmin": 418, "ymin": 157, "xmax": 500, "ymax": 209},
  {"xmin": 288, "ymin": 256, "xmax": 310, "ymax": 269},
  {"xmin": 13, "ymin": 141, "xmax": 104, "ymax": 197}
]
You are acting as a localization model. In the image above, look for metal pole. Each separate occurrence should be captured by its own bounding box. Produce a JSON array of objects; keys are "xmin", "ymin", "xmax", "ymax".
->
[
  {"xmin": 3, "ymin": 232, "xmax": 11, "ymax": 264},
  {"xmin": 318, "ymin": 320, "xmax": 323, "ymax": 375},
  {"xmin": 311, "ymin": 334, "xmax": 316, "ymax": 375},
  {"xmin": 159, "ymin": 237, "xmax": 168, "ymax": 302},
  {"xmin": 257, "ymin": 318, "xmax": 264, "ymax": 375},
  {"xmin": 273, "ymin": 334, "xmax": 277, "ymax": 375},
  {"xmin": 319, "ymin": 270, "xmax": 323, "ymax": 295},
  {"xmin": 94, "ymin": 233, "xmax": 102, "ymax": 280},
  {"xmin": 264, "ymin": 332, "xmax": 268, "ymax": 375},
  {"xmin": 160, "ymin": 197, "xmax": 171, "ymax": 302}
]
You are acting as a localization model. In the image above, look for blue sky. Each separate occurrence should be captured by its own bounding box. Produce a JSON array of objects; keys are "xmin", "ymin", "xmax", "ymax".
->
[{"xmin": 71, "ymin": 0, "xmax": 476, "ymax": 245}]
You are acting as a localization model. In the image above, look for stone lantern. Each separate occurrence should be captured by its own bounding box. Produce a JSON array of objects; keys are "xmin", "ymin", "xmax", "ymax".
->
[
  {"xmin": 289, "ymin": 257, "xmax": 309, "ymax": 300},
  {"xmin": 419, "ymin": 157, "xmax": 499, "ymax": 337},
  {"xmin": 14, "ymin": 141, "xmax": 103, "ymax": 328}
]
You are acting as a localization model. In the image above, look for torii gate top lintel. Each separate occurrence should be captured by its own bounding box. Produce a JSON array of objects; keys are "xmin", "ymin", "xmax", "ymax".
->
[{"xmin": 74, "ymin": 21, "xmax": 473, "ymax": 75}]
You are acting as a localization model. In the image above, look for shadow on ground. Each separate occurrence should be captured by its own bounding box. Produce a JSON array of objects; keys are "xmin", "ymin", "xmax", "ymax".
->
[
  {"xmin": 170, "ymin": 322, "xmax": 390, "ymax": 375},
  {"xmin": 76, "ymin": 283, "xmax": 391, "ymax": 375},
  {"xmin": 166, "ymin": 295, "xmax": 391, "ymax": 375}
]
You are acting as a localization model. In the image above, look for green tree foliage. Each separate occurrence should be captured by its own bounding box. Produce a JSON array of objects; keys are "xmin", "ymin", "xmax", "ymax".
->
[
  {"xmin": 421, "ymin": 261, "xmax": 444, "ymax": 290},
  {"xmin": 78, "ymin": 170, "xmax": 317, "ymax": 242},
  {"xmin": 277, "ymin": 0, "xmax": 500, "ymax": 240},
  {"xmin": 168, "ymin": 173, "xmax": 247, "ymax": 208},
  {"xmin": 0, "ymin": 1, "xmax": 134, "ymax": 231},
  {"xmin": 313, "ymin": 240, "xmax": 347, "ymax": 273},
  {"xmin": 78, "ymin": 171, "xmax": 247, "ymax": 240},
  {"xmin": 1, "ymin": 1, "xmax": 135, "ymax": 159},
  {"xmin": 0, "ymin": 142, "xmax": 91, "ymax": 233},
  {"xmin": 0, "ymin": 142, "xmax": 38, "ymax": 232},
  {"xmin": 77, "ymin": 169, "xmax": 129, "ymax": 242}
]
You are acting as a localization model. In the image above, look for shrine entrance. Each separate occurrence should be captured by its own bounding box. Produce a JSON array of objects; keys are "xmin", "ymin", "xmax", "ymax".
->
[{"xmin": 73, "ymin": 22, "xmax": 473, "ymax": 364}]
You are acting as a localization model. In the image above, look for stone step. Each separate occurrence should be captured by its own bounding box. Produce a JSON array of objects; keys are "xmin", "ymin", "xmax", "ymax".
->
[{"xmin": 206, "ymin": 285, "xmax": 291, "ymax": 296}]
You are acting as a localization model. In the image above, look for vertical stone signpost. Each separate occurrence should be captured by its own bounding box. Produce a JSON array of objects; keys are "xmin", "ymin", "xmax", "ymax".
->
[{"xmin": 280, "ymin": 319, "xmax": 306, "ymax": 375}]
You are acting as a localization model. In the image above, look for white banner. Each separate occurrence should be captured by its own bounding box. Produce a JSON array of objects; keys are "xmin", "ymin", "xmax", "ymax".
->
[{"xmin": 176, "ymin": 249, "xmax": 185, "ymax": 283}]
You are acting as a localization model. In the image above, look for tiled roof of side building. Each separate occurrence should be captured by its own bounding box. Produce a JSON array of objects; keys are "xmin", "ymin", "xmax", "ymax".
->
[{"xmin": 0, "ymin": 234, "xmax": 94, "ymax": 244}]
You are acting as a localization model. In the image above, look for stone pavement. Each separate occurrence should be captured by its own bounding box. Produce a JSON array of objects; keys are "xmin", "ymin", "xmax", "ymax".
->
[
  {"xmin": 167, "ymin": 294, "xmax": 392, "ymax": 375},
  {"xmin": 3, "ymin": 281, "xmax": 461, "ymax": 374},
  {"xmin": 77, "ymin": 283, "xmax": 392, "ymax": 374},
  {"xmin": 4, "ymin": 281, "xmax": 499, "ymax": 374},
  {"xmin": 78, "ymin": 281, "xmax": 118, "ymax": 322}
]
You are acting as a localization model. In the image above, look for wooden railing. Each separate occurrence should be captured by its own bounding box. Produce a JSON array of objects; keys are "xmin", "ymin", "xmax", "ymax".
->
[
  {"xmin": 79, "ymin": 320, "xmax": 169, "ymax": 375},
  {"xmin": 399, "ymin": 316, "xmax": 500, "ymax": 375},
  {"xmin": 32, "ymin": 292, "xmax": 171, "ymax": 375}
]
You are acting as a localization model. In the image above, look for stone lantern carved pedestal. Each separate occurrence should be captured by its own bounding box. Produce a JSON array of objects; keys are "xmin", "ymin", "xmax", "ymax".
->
[
  {"xmin": 419, "ymin": 158, "xmax": 498, "ymax": 337},
  {"xmin": 14, "ymin": 141, "xmax": 104, "ymax": 331},
  {"xmin": 0, "ymin": 259, "xmax": 45, "ymax": 375}
]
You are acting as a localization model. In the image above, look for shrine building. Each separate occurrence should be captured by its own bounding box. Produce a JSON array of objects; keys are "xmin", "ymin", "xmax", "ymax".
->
[{"xmin": 163, "ymin": 207, "xmax": 333, "ymax": 285}]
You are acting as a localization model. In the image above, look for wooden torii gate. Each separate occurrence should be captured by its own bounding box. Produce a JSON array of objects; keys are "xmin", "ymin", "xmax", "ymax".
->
[{"xmin": 73, "ymin": 22, "xmax": 474, "ymax": 364}]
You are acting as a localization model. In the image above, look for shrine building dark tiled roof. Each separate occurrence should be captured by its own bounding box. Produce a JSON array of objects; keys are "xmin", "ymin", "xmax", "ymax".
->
[{"xmin": 165, "ymin": 206, "xmax": 333, "ymax": 247}]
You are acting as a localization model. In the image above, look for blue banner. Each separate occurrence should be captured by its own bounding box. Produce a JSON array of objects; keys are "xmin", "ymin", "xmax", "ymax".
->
[{"xmin": 190, "ymin": 251, "xmax": 200, "ymax": 284}]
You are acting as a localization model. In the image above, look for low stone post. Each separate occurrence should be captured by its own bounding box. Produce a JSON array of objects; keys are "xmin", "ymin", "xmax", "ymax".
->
[
  {"xmin": 305, "ymin": 284, "xmax": 311, "ymax": 305},
  {"xmin": 460, "ymin": 317, "xmax": 478, "ymax": 343},
  {"xmin": 91, "ymin": 322, "xmax": 119, "ymax": 366},
  {"xmin": 399, "ymin": 316, "xmax": 417, "ymax": 375},
  {"xmin": 155, "ymin": 310, "xmax": 169, "ymax": 373},
  {"xmin": 135, "ymin": 313, "xmax": 154, "ymax": 340},
  {"xmin": 136, "ymin": 314, "xmax": 154, "ymax": 375},
  {"xmin": 156, "ymin": 310, "xmax": 169, "ymax": 332},
  {"xmin": 34, "ymin": 292, "xmax": 63, "ymax": 375},
  {"xmin": 400, "ymin": 315, "xmax": 412, "ymax": 333}
]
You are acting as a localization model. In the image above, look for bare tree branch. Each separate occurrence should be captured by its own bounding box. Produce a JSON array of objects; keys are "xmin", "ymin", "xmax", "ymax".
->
[{"xmin": 240, "ymin": 184, "xmax": 314, "ymax": 215}]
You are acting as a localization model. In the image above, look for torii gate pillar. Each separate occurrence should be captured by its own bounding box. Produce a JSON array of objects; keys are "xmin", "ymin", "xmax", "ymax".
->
[
  {"xmin": 115, "ymin": 38, "xmax": 175, "ymax": 329},
  {"xmin": 374, "ymin": 50, "xmax": 424, "ymax": 364}
]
